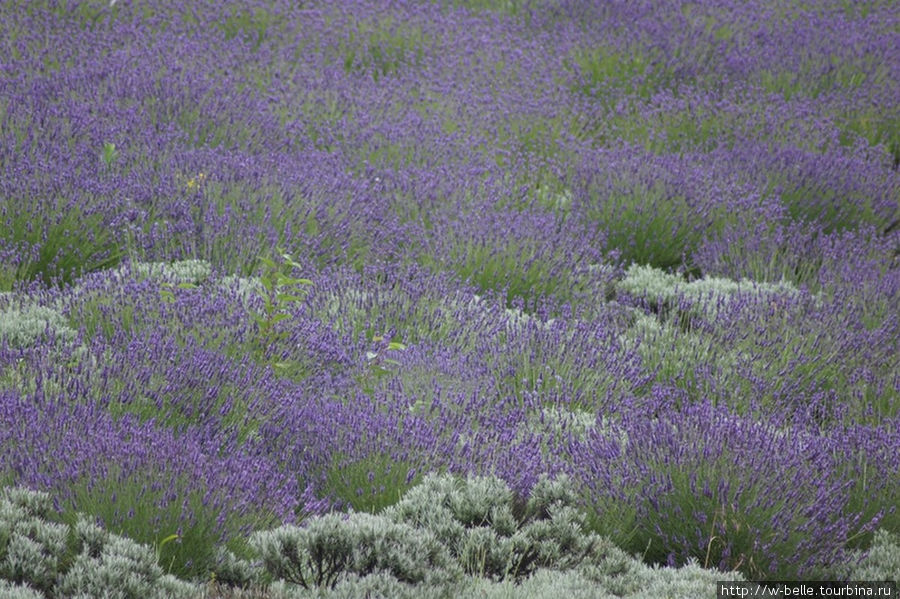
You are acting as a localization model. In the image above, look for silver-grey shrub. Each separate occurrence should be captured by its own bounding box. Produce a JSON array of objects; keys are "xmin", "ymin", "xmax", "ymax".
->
[
  {"xmin": 617, "ymin": 263, "xmax": 800, "ymax": 321},
  {"xmin": 58, "ymin": 531, "xmax": 162, "ymax": 598},
  {"xmin": 851, "ymin": 529, "xmax": 900, "ymax": 582},
  {"xmin": 212, "ymin": 548, "xmax": 262, "ymax": 589},
  {"xmin": 129, "ymin": 259, "xmax": 213, "ymax": 285},
  {"xmin": 629, "ymin": 560, "xmax": 742, "ymax": 599},
  {"xmin": 249, "ymin": 511, "xmax": 459, "ymax": 591},
  {"xmin": 0, "ymin": 303, "xmax": 76, "ymax": 349},
  {"xmin": 0, "ymin": 488, "xmax": 68, "ymax": 596},
  {"xmin": 0, "ymin": 580, "xmax": 45, "ymax": 599},
  {"xmin": 383, "ymin": 473, "xmax": 609, "ymax": 581},
  {"xmin": 247, "ymin": 474, "xmax": 629, "ymax": 592},
  {"xmin": 0, "ymin": 487, "xmax": 198, "ymax": 599}
]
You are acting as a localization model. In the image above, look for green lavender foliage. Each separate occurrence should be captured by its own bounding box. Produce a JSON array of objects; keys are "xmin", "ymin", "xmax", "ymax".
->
[
  {"xmin": 324, "ymin": 453, "xmax": 419, "ymax": 514},
  {"xmin": 333, "ymin": 14, "xmax": 427, "ymax": 82},
  {"xmin": 71, "ymin": 259, "xmax": 213, "ymax": 342},
  {"xmin": 0, "ymin": 199, "xmax": 124, "ymax": 291},
  {"xmin": 436, "ymin": 236, "xmax": 600, "ymax": 313},
  {"xmin": 618, "ymin": 311, "xmax": 729, "ymax": 402}
]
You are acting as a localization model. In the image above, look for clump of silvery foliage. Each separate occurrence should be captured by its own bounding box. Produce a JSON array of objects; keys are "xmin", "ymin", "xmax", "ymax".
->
[
  {"xmin": 128, "ymin": 259, "xmax": 213, "ymax": 285},
  {"xmin": 849, "ymin": 530, "xmax": 900, "ymax": 582},
  {"xmin": 215, "ymin": 474, "xmax": 751, "ymax": 598},
  {"xmin": 383, "ymin": 473, "xmax": 607, "ymax": 581},
  {"xmin": 617, "ymin": 263, "xmax": 800, "ymax": 321},
  {"xmin": 0, "ymin": 486, "xmax": 197, "ymax": 599},
  {"xmin": 248, "ymin": 510, "xmax": 460, "ymax": 591},
  {"xmin": 0, "ymin": 302, "xmax": 76, "ymax": 350},
  {"xmin": 238, "ymin": 473, "xmax": 657, "ymax": 594}
]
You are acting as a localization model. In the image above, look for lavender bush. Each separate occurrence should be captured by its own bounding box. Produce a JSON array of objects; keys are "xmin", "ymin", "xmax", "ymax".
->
[{"xmin": 1, "ymin": 0, "xmax": 898, "ymax": 594}]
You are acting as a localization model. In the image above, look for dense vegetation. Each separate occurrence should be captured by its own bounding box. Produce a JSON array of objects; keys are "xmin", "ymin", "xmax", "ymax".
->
[{"xmin": 1, "ymin": 0, "xmax": 898, "ymax": 596}]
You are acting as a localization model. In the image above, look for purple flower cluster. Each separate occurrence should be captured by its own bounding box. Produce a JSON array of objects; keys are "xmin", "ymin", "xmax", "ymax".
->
[{"xmin": 1, "ymin": 0, "xmax": 897, "ymax": 581}]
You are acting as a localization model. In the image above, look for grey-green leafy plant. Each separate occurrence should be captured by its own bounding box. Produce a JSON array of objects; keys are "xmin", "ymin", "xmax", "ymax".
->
[
  {"xmin": 384, "ymin": 473, "xmax": 610, "ymax": 582},
  {"xmin": 0, "ymin": 303, "xmax": 77, "ymax": 349},
  {"xmin": 132, "ymin": 259, "xmax": 212, "ymax": 286},
  {"xmin": 616, "ymin": 263, "xmax": 800, "ymax": 323},
  {"xmin": 250, "ymin": 512, "xmax": 459, "ymax": 591},
  {"xmin": 849, "ymin": 529, "xmax": 900, "ymax": 582},
  {"xmin": 0, "ymin": 486, "xmax": 198, "ymax": 599},
  {"xmin": 235, "ymin": 473, "xmax": 744, "ymax": 597},
  {"xmin": 0, "ymin": 580, "xmax": 44, "ymax": 599},
  {"xmin": 0, "ymin": 487, "xmax": 68, "ymax": 596},
  {"xmin": 211, "ymin": 547, "xmax": 263, "ymax": 590}
]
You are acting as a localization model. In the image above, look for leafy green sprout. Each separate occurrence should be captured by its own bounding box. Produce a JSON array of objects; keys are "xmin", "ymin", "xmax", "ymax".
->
[
  {"xmin": 251, "ymin": 249, "xmax": 313, "ymax": 368},
  {"xmin": 100, "ymin": 141, "xmax": 118, "ymax": 168}
]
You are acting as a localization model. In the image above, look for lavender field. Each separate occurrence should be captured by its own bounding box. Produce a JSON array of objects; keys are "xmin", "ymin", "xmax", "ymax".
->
[{"xmin": 1, "ymin": 0, "xmax": 898, "ymax": 597}]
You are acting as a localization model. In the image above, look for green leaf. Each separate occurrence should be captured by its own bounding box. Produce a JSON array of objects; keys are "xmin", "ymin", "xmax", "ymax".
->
[
  {"xmin": 275, "ymin": 293, "xmax": 306, "ymax": 303},
  {"xmin": 276, "ymin": 276, "xmax": 311, "ymax": 288},
  {"xmin": 270, "ymin": 313, "xmax": 292, "ymax": 324},
  {"xmin": 258, "ymin": 256, "xmax": 277, "ymax": 270},
  {"xmin": 387, "ymin": 341, "xmax": 407, "ymax": 351},
  {"xmin": 177, "ymin": 282, "xmax": 199, "ymax": 289},
  {"xmin": 281, "ymin": 253, "xmax": 304, "ymax": 269}
]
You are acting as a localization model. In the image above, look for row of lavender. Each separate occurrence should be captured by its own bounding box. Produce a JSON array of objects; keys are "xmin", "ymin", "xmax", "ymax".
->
[{"xmin": 1, "ymin": 0, "xmax": 897, "ymax": 583}]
